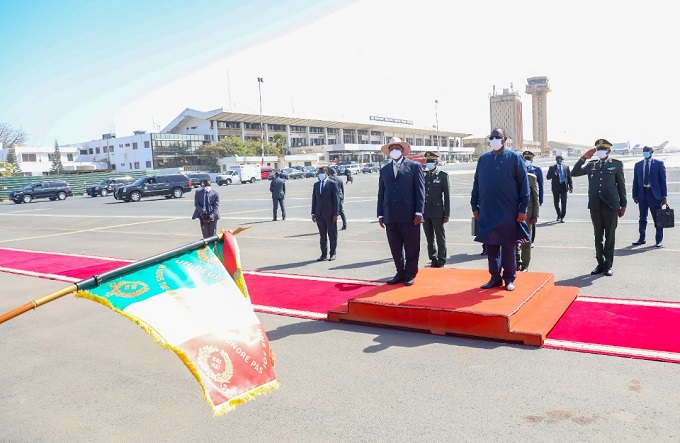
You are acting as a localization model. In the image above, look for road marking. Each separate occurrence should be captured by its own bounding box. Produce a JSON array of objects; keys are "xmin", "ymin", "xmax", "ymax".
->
[
  {"xmin": 0, "ymin": 266, "xmax": 79, "ymax": 282},
  {"xmin": 252, "ymin": 304, "xmax": 327, "ymax": 320},
  {"xmin": 543, "ymin": 339, "xmax": 680, "ymax": 363},
  {"xmin": 577, "ymin": 296, "xmax": 680, "ymax": 309},
  {"xmin": 0, "ymin": 246, "xmax": 135, "ymax": 262}
]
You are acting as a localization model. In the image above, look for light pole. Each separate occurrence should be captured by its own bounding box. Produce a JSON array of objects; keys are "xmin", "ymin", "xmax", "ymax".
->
[
  {"xmin": 258, "ymin": 77, "xmax": 264, "ymax": 164},
  {"xmin": 434, "ymin": 99, "xmax": 440, "ymax": 157}
]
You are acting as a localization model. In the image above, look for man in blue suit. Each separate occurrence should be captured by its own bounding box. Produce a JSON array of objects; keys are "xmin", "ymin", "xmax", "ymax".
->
[
  {"xmin": 192, "ymin": 179, "xmax": 220, "ymax": 238},
  {"xmin": 632, "ymin": 146, "xmax": 668, "ymax": 248},
  {"xmin": 377, "ymin": 137, "xmax": 425, "ymax": 286},
  {"xmin": 312, "ymin": 166, "xmax": 340, "ymax": 261}
]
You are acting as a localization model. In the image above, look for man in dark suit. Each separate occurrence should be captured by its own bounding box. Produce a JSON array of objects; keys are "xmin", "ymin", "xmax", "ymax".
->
[
  {"xmin": 546, "ymin": 155, "xmax": 573, "ymax": 222},
  {"xmin": 328, "ymin": 167, "xmax": 347, "ymax": 230},
  {"xmin": 572, "ymin": 139, "xmax": 627, "ymax": 276},
  {"xmin": 377, "ymin": 137, "xmax": 425, "ymax": 286},
  {"xmin": 311, "ymin": 166, "xmax": 340, "ymax": 261},
  {"xmin": 192, "ymin": 179, "xmax": 220, "ymax": 238},
  {"xmin": 269, "ymin": 171, "xmax": 286, "ymax": 221},
  {"xmin": 632, "ymin": 146, "xmax": 667, "ymax": 247}
]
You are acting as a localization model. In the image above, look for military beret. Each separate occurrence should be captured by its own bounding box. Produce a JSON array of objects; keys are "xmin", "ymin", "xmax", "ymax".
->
[
  {"xmin": 522, "ymin": 151, "xmax": 535, "ymax": 159},
  {"xmin": 424, "ymin": 151, "xmax": 439, "ymax": 161},
  {"xmin": 595, "ymin": 139, "xmax": 612, "ymax": 149}
]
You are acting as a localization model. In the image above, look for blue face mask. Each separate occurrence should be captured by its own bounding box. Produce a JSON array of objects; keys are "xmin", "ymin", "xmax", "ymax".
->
[
  {"xmin": 642, "ymin": 151, "xmax": 651, "ymax": 159},
  {"xmin": 318, "ymin": 173, "xmax": 326, "ymax": 180}
]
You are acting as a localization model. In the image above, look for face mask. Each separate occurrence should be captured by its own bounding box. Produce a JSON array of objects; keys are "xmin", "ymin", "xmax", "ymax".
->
[
  {"xmin": 642, "ymin": 151, "xmax": 651, "ymax": 159},
  {"xmin": 596, "ymin": 150, "xmax": 608, "ymax": 160},
  {"xmin": 390, "ymin": 149, "xmax": 402, "ymax": 160},
  {"xmin": 203, "ymin": 186, "xmax": 211, "ymax": 192},
  {"xmin": 489, "ymin": 138, "xmax": 503, "ymax": 150},
  {"xmin": 524, "ymin": 160, "xmax": 532, "ymax": 167},
  {"xmin": 318, "ymin": 173, "xmax": 326, "ymax": 181},
  {"xmin": 426, "ymin": 163, "xmax": 435, "ymax": 170}
]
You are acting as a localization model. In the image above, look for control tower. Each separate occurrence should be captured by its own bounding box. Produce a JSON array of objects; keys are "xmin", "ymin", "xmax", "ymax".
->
[{"xmin": 525, "ymin": 76, "xmax": 551, "ymax": 150}]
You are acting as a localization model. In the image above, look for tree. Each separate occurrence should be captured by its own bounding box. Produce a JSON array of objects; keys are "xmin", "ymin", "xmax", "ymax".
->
[
  {"xmin": 0, "ymin": 161, "xmax": 13, "ymax": 176},
  {"xmin": 6, "ymin": 147, "xmax": 21, "ymax": 176},
  {"xmin": 271, "ymin": 134, "xmax": 287, "ymax": 154},
  {"xmin": 0, "ymin": 123, "xmax": 28, "ymax": 149},
  {"xmin": 49, "ymin": 139, "xmax": 65, "ymax": 175}
]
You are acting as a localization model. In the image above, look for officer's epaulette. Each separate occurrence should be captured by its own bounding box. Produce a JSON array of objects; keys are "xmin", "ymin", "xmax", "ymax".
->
[{"xmin": 607, "ymin": 157, "xmax": 622, "ymax": 164}]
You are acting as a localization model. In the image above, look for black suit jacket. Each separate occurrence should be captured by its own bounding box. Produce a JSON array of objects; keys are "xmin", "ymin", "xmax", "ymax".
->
[
  {"xmin": 192, "ymin": 188, "xmax": 220, "ymax": 221},
  {"xmin": 546, "ymin": 164, "xmax": 573, "ymax": 192},
  {"xmin": 312, "ymin": 179, "xmax": 339, "ymax": 219},
  {"xmin": 377, "ymin": 158, "xmax": 425, "ymax": 223}
]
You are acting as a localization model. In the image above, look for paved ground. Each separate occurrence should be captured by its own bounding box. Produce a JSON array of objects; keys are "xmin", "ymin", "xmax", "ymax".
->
[{"xmin": 1, "ymin": 155, "xmax": 680, "ymax": 442}]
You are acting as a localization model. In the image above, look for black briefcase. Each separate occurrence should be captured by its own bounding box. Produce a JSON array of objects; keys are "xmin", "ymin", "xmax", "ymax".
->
[{"xmin": 656, "ymin": 205, "xmax": 674, "ymax": 229}]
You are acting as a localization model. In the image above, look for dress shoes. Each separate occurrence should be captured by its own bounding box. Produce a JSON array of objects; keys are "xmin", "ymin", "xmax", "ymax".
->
[
  {"xmin": 282, "ymin": 216, "xmax": 286, "ymax": 220},
  {"xmin": 505, "ymin": 282, "xmax": 515, "ymax": 291},
  {"xmin": 559, "ymin": 218, "xmax": 565, "ymax": 223},
  {"xmin": 404, "ymin": 278, "xmax": 415, "ymax": 286},
  {"xmin": 590, "ymin": 265, "xmax": 605, "ymax": 275},
  {"xmin": 480, "ymin": 279, "xmax": 503, "ymax": 289},
  {"xmin": 604, "ymin": 268, "xmax": 614, "ymax": 276},
  {"xmin": 631, "ymin": 239, "xmax": 646, "ymax": 246},
  {"xmin": 341, "ymin": 225, "xmax": 347, "ymax": 230},
  {"xmin": 316, "ymin": 256, "xmax": 327, "ymax": 262},
  {"xmin": 386, "ymin": 275, "xmax": 405, "ymax": 285},
  {"xmin": 556, "ymin": 216, "xmax": 561, "ymax": 221},
  {"xmin": 272, "ymin": 218, "xmax": 277, "ymax": 221},
  {"xmin": 328, "ymin": 254, "xmax": 336, "ymax": 261},
  {"xmin": 655, "ymin": 243, "xmax": 663, "ymax": 248}
]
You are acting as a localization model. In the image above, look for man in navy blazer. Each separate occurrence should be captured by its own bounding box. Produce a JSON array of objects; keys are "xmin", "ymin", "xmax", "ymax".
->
[
  {"xmin": 312, "ymin": 166, "xmax": 340, "ymax": 261},
  {"xmin": 377, "ymin": 137, "xmax": 425, "ymax": 286},
  {"xmin": 192, "ymin": 179, "xmax": 220, "ymax": 238},
  {"xmin": 632, "ymin": 146, "xmax": 668, "ymax": 247}
]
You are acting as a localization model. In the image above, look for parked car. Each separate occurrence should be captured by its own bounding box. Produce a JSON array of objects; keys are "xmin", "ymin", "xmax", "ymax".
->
[
  {"xmin": 344, "ymin": 164, "xmax": 361, "ymax": 175},
  {"xmin": 267, "ymin": 169, "xmax": 281, "ymax": 180},
  {"xmin": 86, "ymin": 176, "xmax": 134, "ymax": 197},
  {"xmin": 185, "ymin": 172, "xmax": 211, "ymax": 188},
  {"xmin": 114, "ymin": 174, "xmax": 192, "ymax": 202},
  {"xmin": 9, "ymin": 180, "xmax": 73, "ymax": 204},
  {"xmin": 260, "ymin": 166, "xmax": 274, "ymax": 179},
  {"xmin": 216, "ymin": 170, "xmax": 241, "ymax": 186},
  {"xmin": 302, "ymin": 166, "xmax": 317, "ymax": 178},
  {"xmin": 362, "ymin": 163, "xmax": 379, "ymax": 173},
  {"xmin": 280, "ymin": 168, "xmax": 304, "ymax": 180}
]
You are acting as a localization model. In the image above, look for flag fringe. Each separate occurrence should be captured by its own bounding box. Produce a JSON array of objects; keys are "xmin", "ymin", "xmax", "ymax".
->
[{"xmin": 75, "ymin": 290, "xmax": 277, "ymax": 414}]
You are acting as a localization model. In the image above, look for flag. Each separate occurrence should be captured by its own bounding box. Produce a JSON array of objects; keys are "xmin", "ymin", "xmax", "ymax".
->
[{"xmin": 76, "ymin": 235, "xmax": 278, "ymax": 415}]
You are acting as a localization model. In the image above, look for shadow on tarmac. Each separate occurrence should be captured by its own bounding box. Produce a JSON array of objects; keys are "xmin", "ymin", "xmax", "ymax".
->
[
  {"xmin": 447, "ymin": 252, "xmax": 486, "ymax": 264},
  {"xmin": 330, "ymin": 258, "xmax": 392, "ymax": 271},
  {"xmin": 256, "ymin": 259, "xmax": 317, "ymax": 271},
  {"xmin": 554, "ymin": 274, "xmax": 600, "ymax": 288}
]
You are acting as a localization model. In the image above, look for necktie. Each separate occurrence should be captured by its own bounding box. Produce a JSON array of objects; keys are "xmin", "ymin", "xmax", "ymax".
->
[
  {"xmin": 204, "ymin": 190, "xmax": 209, "ymax": 210},
  {"xmin": 644, "ymin": 160, "xmax": 650, "ymax": 186},
  {"xmin": 558, "ymin": 166, "xmax": 564, "ymax": 183},
  {"xmin": 320, "ymin": 181, "xmax": 324, "ymax": 193},
  {"xmin": 393, "ymin": 162, "xmax": 398, "ymax": 177}
]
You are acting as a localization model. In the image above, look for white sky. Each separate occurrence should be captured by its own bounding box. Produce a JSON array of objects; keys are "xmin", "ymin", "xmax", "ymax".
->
[{"xmin": 4, "ymin": 0, "xmax": 680, "ymax": 148}]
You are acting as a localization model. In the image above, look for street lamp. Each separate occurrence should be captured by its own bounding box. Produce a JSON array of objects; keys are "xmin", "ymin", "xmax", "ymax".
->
[
  {"xmin": 434, "ymin": 99, "xmax": 440, "ymax": 156},
  {"xmin": 258, "ymin": 77, "xmax": 264, "ymax": 164}
]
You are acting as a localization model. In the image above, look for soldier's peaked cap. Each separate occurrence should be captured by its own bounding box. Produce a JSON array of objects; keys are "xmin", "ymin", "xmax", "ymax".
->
[
  {"xmin": 595, "ymin": 139, "xmax": 612, "ymax": 149},
  {"xmin": 424, "ymin": 151, "xmax": 439, "ymax": 160},
  {"xmin": 522, "ymin": 151, "xmax": 535, "ymax": 159}
]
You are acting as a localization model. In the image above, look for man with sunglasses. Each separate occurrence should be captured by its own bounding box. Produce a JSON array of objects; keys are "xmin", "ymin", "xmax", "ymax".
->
[{"xmin": 471, "ymin": 128, "xmax": 530, "ymax": 291}]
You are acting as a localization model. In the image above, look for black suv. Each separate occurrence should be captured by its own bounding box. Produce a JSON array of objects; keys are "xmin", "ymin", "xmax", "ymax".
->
[
  {"xmin": 86, "ymin": 176, "xmax": 134, "ymax": 197},
  {"xmin": 185, "ymin": 172, "xmax": 211, "ymax": 188},
  {"xmin": 114, "ymin": 175, "xmax": 192, "ymax": 202},
  {"xmin": 9, "ymin": 181, "xmax": 74, "ymax": 204}
]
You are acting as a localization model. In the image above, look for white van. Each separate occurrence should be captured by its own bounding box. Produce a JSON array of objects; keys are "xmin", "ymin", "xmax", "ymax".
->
[
  {"xmin": 216, "ymin": 170, "xmax": 241, "ymax": 185},
  {"xmin": 218, "ymin": 164, "xmax": 261, "ymax": 185}
]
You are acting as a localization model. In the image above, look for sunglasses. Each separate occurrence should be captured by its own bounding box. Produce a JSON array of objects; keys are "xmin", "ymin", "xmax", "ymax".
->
[{"xmin": 489, "ymin": 136, "xmax": 503, "ymax": 140}]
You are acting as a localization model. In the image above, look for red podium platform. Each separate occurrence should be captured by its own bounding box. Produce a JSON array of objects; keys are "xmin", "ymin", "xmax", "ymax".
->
[{"xmin": 327, "ymin": 268, "xmax": 578, "ymax": 346}]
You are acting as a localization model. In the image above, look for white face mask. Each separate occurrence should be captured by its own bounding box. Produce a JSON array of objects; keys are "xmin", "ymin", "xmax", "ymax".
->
[
  {"xmin": 596, "ymin": 150, "xmax": 608, "ymax": 160},
  {"xmin": 203, "ymin": 186, "xmax": 211, "ymax": 192},
  {"xmin": 489, "ymin": 138, "xmax": 503, "ymax": 150},
  {"xmin": 524, "ymin": 160, "xmax": 532, "ymax": 167},
  {"xmin": 426, "ymin": 162, "xmax": 435, "ymax": 170},
  {"xmin": 390, "ymin": 149, "xmax": 402, "ymax": 160}
]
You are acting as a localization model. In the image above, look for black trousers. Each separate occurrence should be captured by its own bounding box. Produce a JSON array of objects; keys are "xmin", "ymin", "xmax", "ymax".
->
[
  {"xmin": 553, "ymin": 184, "xmax": 568, "ymax": 219},
  {"xmin": 423, "ymin": 217, "xmax": 446, "ymax": 265},
  {"xmin": 273, "ymin": 198, "xmax": 285, "ymax": 219},
  {"xmin": 339, "ymin": 201, "xmax": 347, "ymax": 227},
  {"xmin": 385, "ymin": 222, "xmax": 421, "ymax": 279},
  {"xmin": 316, "ymin": 217, "xmax": 337, "ymax": 257},
  {"xmin": 590, "ymin": 202, "xmax": 619, "ymax": 269},
  {"xmin": 200, "ymin": 220, "xmax": 217, "ymax": 239}
]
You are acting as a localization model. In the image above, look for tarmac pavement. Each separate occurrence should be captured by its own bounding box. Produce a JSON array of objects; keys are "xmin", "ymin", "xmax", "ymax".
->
[{"xmin": 1, "ymin": 156, "xmax": 680, "ymax": 442}]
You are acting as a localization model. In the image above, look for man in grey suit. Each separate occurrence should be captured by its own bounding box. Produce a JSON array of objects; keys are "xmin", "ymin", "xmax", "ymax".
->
[
  {"xmin": 192, "ymin": 179, "xmax": 220, "ymax": 238},
  {"xmin": 312, "ymin": 166, "xmax": 340, "ymax": 261},
  {"xmin": 269, "ymin": 171, "xmax": 286, "ymax": 221},
  {"xmin": 328, "ymin": 167, "xmax": 347, "ymax": 230}
]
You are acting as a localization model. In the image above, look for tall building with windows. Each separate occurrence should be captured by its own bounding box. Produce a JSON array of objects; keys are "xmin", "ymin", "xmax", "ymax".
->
[
  {"xmin": 489, "ymin": 86, "xmax": 523, "ymax": 150},
  {"xmin": 525, "ymin": 76, "xmax": 551, "ymax": 150}
]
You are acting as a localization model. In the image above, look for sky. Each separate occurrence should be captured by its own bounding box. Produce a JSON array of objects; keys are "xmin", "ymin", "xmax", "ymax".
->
[{"xmin": 1, "ymin": 0, "xmax": 679, "ymax": 149}]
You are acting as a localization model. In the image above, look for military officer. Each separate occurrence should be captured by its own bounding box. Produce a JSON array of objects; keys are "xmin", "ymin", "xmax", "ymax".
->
[
  {"xmin": 572, "ymin": 139, "xmax": 627, "ymax": 276},
  {"xmin": 422, "ymin": 151, "xmax": 450, "ymax": 268}
]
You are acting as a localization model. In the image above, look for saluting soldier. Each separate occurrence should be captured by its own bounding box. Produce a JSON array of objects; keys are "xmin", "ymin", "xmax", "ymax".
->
[
  {"xmin": 572, "ymin": 139, "xmax": 627, "ymax": 276},
  {"xmin": 422, "ymin": 151, "xmax": 450, "ymax": 268}
]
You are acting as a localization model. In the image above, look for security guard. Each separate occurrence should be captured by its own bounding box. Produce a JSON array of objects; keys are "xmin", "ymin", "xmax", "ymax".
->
[
  {"xmin": 572, "ymin": 139, "xmax": 627, "ymax": 276},
  {"xmin": 422, "ymin": 151, "xmax": 450, "ymax": 267}
]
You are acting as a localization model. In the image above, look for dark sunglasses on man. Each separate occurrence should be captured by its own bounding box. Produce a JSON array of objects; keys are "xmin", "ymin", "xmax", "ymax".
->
[{"xmin": 488, "ymin": 136, "xmax": 503, "ymax": 140}]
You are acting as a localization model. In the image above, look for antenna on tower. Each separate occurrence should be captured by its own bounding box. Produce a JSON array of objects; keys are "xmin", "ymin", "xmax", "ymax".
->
[
  {"xmin": 493, "ymin": 85, "xmax": 496, "ymax": 95},
  {"xmin": 227, "ymin": 69, "xmax": 232, "ymax": 111},
  {"xmin": 510, "ymin": 82, "xmax": 514, "ymax": 91}
]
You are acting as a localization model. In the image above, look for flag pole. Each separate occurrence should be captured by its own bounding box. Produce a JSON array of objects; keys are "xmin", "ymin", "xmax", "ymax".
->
[{"xmin": 0, "ymin": 284, "xmax": 77, "ymax": 324}]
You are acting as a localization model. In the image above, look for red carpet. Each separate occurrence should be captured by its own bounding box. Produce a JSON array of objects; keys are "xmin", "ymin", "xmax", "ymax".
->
[{"xmin": 1, "ymin": 247, "xmax": 679, "ymax": 363}]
